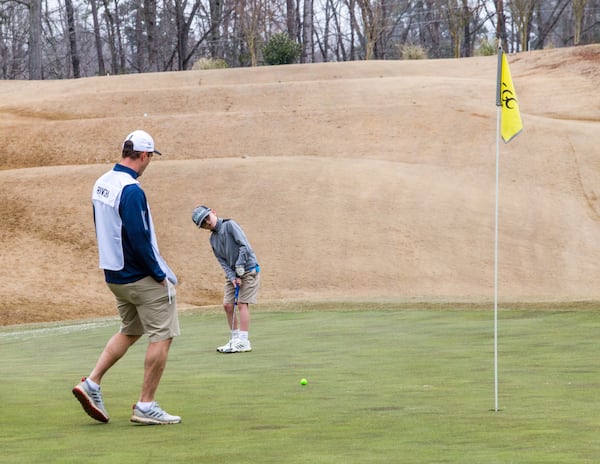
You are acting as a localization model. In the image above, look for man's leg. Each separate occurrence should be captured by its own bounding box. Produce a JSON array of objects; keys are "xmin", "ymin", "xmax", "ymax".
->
[
  {"xmin": 130, "ymin": 337, "xmax": 181, "ymax": 424},
  {"xmin": 89, "ymin": 332, "xmax": 141, "ymax": 384},
  {"xmin": 73, "ymin": 332, "xmax": 140, "ymax": 423},
  {"xmin": 139, "ymin": 337, "xmax": 172, "ymax": 402}
]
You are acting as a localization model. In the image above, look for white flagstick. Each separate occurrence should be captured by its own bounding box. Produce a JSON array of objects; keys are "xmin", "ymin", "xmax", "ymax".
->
[
  {"xmin": 494, "ymin": 104, "xmax": 500, "ymax": 412},
  {"xmin": 493, "ymin": 47, "xmax": 503, "ymax": 412}
]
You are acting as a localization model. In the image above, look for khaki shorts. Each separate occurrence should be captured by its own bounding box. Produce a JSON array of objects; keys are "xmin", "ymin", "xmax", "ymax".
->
[
  {"xmin": 224, "ymin": 269, "xmax": 260, "ymax": 304},
  {"xmin": 108, "ymin": 276, "xmax": 180, "ymax": 342}
]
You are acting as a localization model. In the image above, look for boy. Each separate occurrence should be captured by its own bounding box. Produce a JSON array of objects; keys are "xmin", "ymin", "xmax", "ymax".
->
[{"xmin": 192, "ymin": 205, "xmax": 260, "ymax": 353}]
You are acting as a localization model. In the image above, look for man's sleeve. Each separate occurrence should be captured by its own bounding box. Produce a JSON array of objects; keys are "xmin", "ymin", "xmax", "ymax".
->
[{"xmin": 119, "ymin": 185, "xmax": 166, "ymax": 282}]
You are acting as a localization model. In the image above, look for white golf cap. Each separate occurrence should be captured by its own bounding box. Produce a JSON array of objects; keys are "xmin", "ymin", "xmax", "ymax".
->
[{"xmin": 124, "ymin": 130, "xmax": 162, "ymax": 155}]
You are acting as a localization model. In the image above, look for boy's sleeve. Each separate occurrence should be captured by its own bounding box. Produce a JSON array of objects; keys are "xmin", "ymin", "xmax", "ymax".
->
[
  {"xmin": 215, "ymin": 253, "xmax": 236, "ymax": 281},
  {"xmin": 229, "ymin": 221, "xmax": 250, "ymax": 268},
  {"xmin": 210, "ymin": 233, "xmax": 237, "ymax": 281}
]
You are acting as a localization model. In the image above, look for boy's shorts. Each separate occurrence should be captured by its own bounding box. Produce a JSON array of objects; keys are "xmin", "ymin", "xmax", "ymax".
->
[
  {"xmin": 224, "ymin": 268, "xmax": 260, "ymax": 304},
  {"xmin": 108, "ymin": 276, "xmax": 180, "ymax": 342}
]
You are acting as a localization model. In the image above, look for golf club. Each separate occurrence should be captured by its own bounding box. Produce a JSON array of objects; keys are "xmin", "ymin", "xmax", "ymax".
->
[{"xmin": 229, "ymin": 283, "xmax": 240, "ymax": 349}]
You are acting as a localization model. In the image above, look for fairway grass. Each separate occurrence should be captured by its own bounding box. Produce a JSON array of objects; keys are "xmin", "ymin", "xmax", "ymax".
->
[{"xmin": 1, "ymin": 306, "xmax": 600, "ymax": 463}]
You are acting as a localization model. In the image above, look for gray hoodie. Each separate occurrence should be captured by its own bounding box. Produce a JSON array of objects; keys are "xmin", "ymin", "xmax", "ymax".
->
[{"xmin": 210, "ymin": 218, "xmax": 259, "ymax": 281}]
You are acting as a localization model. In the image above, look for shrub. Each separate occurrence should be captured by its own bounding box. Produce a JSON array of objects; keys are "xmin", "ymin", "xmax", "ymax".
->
[
  {"xmin": 192, "ymin": 58, "xmax": 229, "ymax": 70},
  {"xmin": 476, "ymin": 38, "xmax": 497, "ymax": 56},
  {"xmin": 262, "ymin": 33, "xmax": 302, "ymax": 65},
  {"xmin": 399, "ymin": 44, "xmax": 428, "ymax": 60}
]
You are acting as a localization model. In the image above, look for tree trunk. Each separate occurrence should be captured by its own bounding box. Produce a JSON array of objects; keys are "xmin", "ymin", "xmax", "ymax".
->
[
  {"xmin": 301, "ymin": 0, "xmax": 313, "ymax": 62},
  {"xmin": 28, "ymin": 0, "xmax": 43, "ymax": 79},
  {"xmin": 461, "ymin": 0, "xmax": 471, "ymax": 57},
  {"xmin": 573, "ymin": 0, "xmax": 587, "ymax": 45},
  {"xmin": 135, "ymin": 1, "xmax": 145, "ymax": 71},
  {"xmin": 531, "ymin": 0, "xmax": 570, "ymax": 49},
  {"xmin": 495, "ymin": 0, "xmax": 508, "ymax": 52},
  {"xmin": 329, "ymin": 0, "xmax": 346, "ymax": 61},
  {"xmin": 65, "ymin": 0, "xmax": 81, "ymax": 78},
  {"xmin": 101, "ymin": 0, "xmax": 117, "ymax": 73},
  {"xmin": 209, "ymin": 0, "xmax": 223, "ymax": 58},
  {"xmin": 89, "ymin": 0, "xmax": 106, "ymax": 75},
  {"xmin": 347, "ymin": 0, "xmax": 357, "ymax": 60},
  {"xmin": 175, "ymin": 0, "xmax": 186, "ymax": 69},
  {"xmin": 286, "ymin": 0, "xmax": 298, "ymax": 40},
  {"xmin": 144, "ymin": 0, "xmax": 159, "ymax": 71}
]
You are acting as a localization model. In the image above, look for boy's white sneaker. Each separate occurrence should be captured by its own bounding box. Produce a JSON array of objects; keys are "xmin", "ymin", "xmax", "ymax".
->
[
  {"xmin": 216, "ymin": 339, "xmax": 234, "ymax": 353},
  {"xmin": 220, "ymin": 338, "xmax": 252, "ymax": 353}
]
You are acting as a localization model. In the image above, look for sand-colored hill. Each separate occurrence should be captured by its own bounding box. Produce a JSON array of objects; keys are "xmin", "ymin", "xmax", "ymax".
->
[{"xmin": 1, "ymin": 45, "xmax": 600, "ymax": 325}]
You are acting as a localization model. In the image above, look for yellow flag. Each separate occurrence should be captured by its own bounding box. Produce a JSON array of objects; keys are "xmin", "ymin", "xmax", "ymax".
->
[{"xmin": 499, "ymin": 52, "xmax": 523, "ymax": 143}]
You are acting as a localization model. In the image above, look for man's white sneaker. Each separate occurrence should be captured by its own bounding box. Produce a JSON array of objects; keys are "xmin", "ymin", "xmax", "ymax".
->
[
  {"xmin": 72, "ymin": 377, "xmax": 109, "ymax": 423},
  {"xmin": 220, "ymin": 338, "xmax": 252, "ymax": 353},
  {"xmin": 130, "ymin": 402, "xmax": 181, "ymax": 425}
]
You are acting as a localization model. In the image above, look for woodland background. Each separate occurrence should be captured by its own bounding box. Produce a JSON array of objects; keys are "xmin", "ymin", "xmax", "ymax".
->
[{"xmin": 1, "ymin": 0, "xmax": 600, "ymax": 80}]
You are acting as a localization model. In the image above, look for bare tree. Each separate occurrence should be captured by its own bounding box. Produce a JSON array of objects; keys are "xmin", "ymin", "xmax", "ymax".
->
[
  {"xmin": 89, "ymin": 0, "xmax": 105, "ymax": 75},
  {"xmin": 167, "ymin": 0, "xmax": 236, "ymax": 69},
  {"xmin": 237, "ymin": 0, "xmax": 265, "ymax": 66},
  {"xmin": 0, "ymin": 0, "xmax": 29, "ymax": 78},
  {"xmin": 28, "ymin": 0, "xmax": 42, "ymax": 78},
  {"xmin": 530, "ymin": 0, "xmax": 570, "ymax": 49},
  {"xmin": 301, "ymin": 0, "xmax": 313, "ymax": 61},
  {"xmin": 101, "ymin": 0, "xmax": 126, "ymax": 74},
  {"xmin": 327, "ymin": 0, "xmax": 347, "ymax": 60},
  {"xmin": 492, "ymin": 0, "xmax": 508, "ymax": 52},
  {"xmin": 0, "ymin": 6, "xmax": 8, "ymax": 77},
  {"xmin": 345, "ymin": 0, "xmax": 358, "ymax": 59},
  {"xmin": 509, "ymin": 0, "xmax": 536, "ymax": 51},
  {"xmin": 460, "ymin": 0, "xmax": 489, "ymax": 57},
  {"xmin": 573, "ymin": 0, "xmax": 588, "ymax": 45},
  {"xmin": 209, "ymin": 0, "xmax": 223, "ymax": 58},
  {"xmin": 2, "ymin": 0, "xmax": 600, "ymax": 80},
  {"xmin": 354, "ymin": 0, "xmax": 385, "ymax": 59},
  {"xmin": 443, "ymin": 0, "xmax": 471, "ymax": 57},
  {"xmin": 133, "ymin": 0, "xmax": 145, "ymax": 71},
  {"xmin": 144, "ymin": 0, "xmax": 159, "ymax": 71},
  {"xmin": 314, "ymin": 0, "xmax": 340, "ymax": 61},
  {"xmin": 286, "ymin": 0, "xmax": 299, "ymax": 40},
  {"xmin": 169, "ymin": 0, "xmax": 201, "ymax": 69},
  {"xmin": 64, "ymin": 0, "xmax": 80, "ymax": 77},
  {"xmin": 414, "ymin": 0, "xmax": 444, "ymax": 58}
]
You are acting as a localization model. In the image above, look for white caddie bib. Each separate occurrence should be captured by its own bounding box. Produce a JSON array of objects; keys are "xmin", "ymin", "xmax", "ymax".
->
[{"xmin": 92, "ymin": 170, "xmax": 138, "ymax": 270}]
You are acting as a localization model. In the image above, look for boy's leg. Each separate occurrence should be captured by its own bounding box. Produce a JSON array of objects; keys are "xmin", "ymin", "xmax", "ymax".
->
[
  {"xmin": 223, "ymin": 302, "xmax": 236, "ymax": 329},
  {"xmin": 238, "ymin": 302, "xmax": 250, "ymax": 331}
]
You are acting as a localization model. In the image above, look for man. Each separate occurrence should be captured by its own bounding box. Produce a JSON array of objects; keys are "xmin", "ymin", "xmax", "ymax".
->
[{"xmin": 72, "ymin": 130, "xmax": 181, "ymax": 425}]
